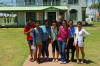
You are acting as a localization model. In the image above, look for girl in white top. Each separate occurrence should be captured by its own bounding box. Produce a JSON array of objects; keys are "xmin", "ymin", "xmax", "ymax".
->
[{"xmin": 74, "ymin": 22, "xmax": 90, "ymax": 64}]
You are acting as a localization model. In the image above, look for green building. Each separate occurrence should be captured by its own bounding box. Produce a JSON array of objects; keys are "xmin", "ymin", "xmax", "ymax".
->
[{"xmin": 0, "ymin": 0, "xmax": 87, "ymax": 27}]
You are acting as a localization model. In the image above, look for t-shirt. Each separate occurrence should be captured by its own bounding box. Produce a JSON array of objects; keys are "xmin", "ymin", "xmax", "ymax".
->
[
  {"xmin": 51, "ymin": 26, "xmax": 58, "ymax": 40},
  {"xmin": 68, "ymin": 27, "xmax": 75, "ymax": 38},
  {"xmin": 24, "ymin": 24, "xmax": 36, "ymax": 40},
  {"xmin": 40, "ymin": 25, "xmax": 51, "ymax": 41},
  {"xmin": 57, "ymin": 26, "xmax": 70, "ymax": 41}
]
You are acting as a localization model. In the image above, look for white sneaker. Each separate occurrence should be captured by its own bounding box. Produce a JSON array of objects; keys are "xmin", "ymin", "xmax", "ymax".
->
[
  {"xmin": 52, "ymin": 59, "xmax": 55, "ymax": 62},
  {"xmin": 81, "ymin": 61, "xmax": 84, "ymax": 64},
  {"xmin": 63, "ymin": 61, "xmax": 66, "ymax": 64},
  {"xmin": 55, "ymin": 59, "xmax": 58, "ymax": 62},
  {"xmin": 69, "ymin": 61, "xmax": 72, "ymax": 63},
  {"xmin": 77, "ymin": 60, "xmax": 79, "ymax": 64},
  {"xmin": 60, "ymin": 61, "xmax": 63, "ymax": 64}
]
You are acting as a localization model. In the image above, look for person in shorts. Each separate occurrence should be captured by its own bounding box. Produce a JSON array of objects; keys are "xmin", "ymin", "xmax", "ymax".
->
[
  {"xmin": 24, "ymin": 18, "xmax": 36, "ymax": 62},
  {"xmin": 32, "ymin": 20, "xmax": 43, "ymax": 64}
]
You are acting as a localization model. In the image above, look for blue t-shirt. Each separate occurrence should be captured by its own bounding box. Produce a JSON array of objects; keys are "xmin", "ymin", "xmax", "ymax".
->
[
  {"xmin": 69, "ymin": 27, "xmax": 75, "ymax": 38},
  {"xmin": 51, "ymin": 26, "xmax": 58, "ymax": 40},
  {"xmin": 32, "ymin": 27, "xmax": 43, "ymax": 45},
  {"xmin": 40, "ymin": 25, "xmax": 51, "ymax": 41}
]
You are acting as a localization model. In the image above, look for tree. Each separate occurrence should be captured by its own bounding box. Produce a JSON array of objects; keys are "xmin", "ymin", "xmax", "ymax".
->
[{"xmin": 89, "ymin": 0, "xmax": 100, "ymax": 15}]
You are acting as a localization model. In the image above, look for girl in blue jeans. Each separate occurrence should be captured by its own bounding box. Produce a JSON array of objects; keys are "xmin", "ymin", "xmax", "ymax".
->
[{"xmin": 57, "ymin": 20, "xmax": 70, "ymax": 64}]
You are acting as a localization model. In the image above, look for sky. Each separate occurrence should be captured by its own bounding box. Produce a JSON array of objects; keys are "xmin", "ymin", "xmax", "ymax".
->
[{"xmin": 0, "ymin": 0, "xmax": 98, "ymax": 14}]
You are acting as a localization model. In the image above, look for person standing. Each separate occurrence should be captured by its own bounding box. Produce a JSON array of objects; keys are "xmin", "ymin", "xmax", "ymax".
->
[
  {"xmin": 74, "ymin": 22, "xmax": 90, "ymax": 64},
  {"xmin": 40, "ymin": 20, "xmax": 51, "ymax": 61},
  {"xmin": 24, "ymin": 18, "xmax": 36, "ymax": 62},
  {"xmin": 57, "ymin": 20, "xmax": 70, "ymax": 64},
  {"xmin": 66, "ymin": 20, "xmax": 75, "ymax": 63},
  {"xmin": 51, "ymin": 20, "xmax": 59, "ymax": 62},
  {"xmin": 32, "ymin": 21, "xmax": 43, "ymax": 64},
  {"xmin": 57, "ymin": 15, "xmax": 63, "ymax": 28}
]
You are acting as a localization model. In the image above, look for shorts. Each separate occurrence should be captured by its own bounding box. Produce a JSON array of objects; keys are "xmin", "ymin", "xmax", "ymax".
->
[
  {"xmin": 27, "ymin": 40, "xmax": 33, "ymax": 44},
  {"xmin": 75, "ymin": 39, "xmax": 84, "ymax": 47},
  {"xmin": 36, "ymin": 41, "xmax": 42, "ymax": 45},
  {"xmin": 52, "ymin": 40, "xmax": 59, "ymax": 53}
]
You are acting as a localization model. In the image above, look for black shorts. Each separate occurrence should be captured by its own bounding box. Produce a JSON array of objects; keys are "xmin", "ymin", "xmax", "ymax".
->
[
  {"xmin": 27, "ymin": 40, "xmax": 33, "ymax": 45},
  {"xmin": 52, "ymin": 40, "xmax": 59, "ymax": 53}
]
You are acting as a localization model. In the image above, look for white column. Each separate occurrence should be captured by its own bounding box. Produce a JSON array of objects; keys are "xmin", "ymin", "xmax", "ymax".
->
[
  {"xmin": 56, "ymin": 11, "xmax": 59, "ymax": 21},
  {"xmin": 3, "ymin": 13, "xmax": 5, "ymax": 25},
  {"xmin": 36, "ymin": 12, "xmax": 39, "ymax": 20},
  {"xmin": 11, "ymin": 12, "xmax": 14, "ymax": 24},
  {"xmin": 0, "ymin": 17, "xmax": 1, "ymax": 25},
  {"xmin": 6, "ymin": 13, "xmax": 8, "ymax": 24},
  {"xmin": 9, "ymin": 14, "xmax": 11, "ymax": 24},
  {"xmin": 64, "ymin": 11, "xmax": 67, "ymax": 20},
  {"xmin": 25, "ymin": 12, "xmax": 26, "ymax": 25},
  {"xmin": 78, "ymin": 8, "xmax": 82, "ymax": 21},
  {"xmin": 44, "ymin": 12, "xmax": 47, "ymax": 20}
]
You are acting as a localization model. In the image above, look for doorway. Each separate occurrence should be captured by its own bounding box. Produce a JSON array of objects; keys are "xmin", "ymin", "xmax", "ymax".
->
[{"xmin": 47, "ymin": 12, "xmax": 56, "ymax": 23}]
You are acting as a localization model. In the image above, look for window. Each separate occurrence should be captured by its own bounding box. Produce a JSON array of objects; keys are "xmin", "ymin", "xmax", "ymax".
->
[
  {"xmin": 25, "ymin": 0, "xmax": 35, "ymax": 6},
  {"xmin": 70, "ymin": 9, "xmax": 77, "ymax": 20},
  {"xmin": 68, "ymin": 0, "xmax": 78, "ymax": 4},
  {"xmin": 68, "ymin": 0, "xmax": 73, "ymax": 4}
]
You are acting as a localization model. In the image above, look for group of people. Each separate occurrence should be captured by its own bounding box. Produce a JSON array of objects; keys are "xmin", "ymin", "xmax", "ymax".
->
[{"xmin": 24, "ymin": 16, "xmax": 90, "ymax": 64}]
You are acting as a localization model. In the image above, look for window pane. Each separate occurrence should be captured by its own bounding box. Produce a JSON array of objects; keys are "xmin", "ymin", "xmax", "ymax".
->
[
  {"xmin": 74, "ymin": 0, "xmax": 78, "ymax": 4},
  {"xmin": 68, "ymin": 0, "xmax": 73, "ymax": 4}
]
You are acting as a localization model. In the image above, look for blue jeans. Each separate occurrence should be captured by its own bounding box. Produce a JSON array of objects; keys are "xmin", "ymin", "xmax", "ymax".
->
[
  {"xmin": 57, "ymin": 40, "xmax": 66, "ymax": 62},
  {"xmin": 42, "ymin": 41, "xmax": 49, "ymax": 57}
]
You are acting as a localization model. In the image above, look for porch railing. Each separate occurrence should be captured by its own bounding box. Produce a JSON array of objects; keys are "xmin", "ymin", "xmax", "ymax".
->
[{"xmin": 0, "ymin": 1, "xmax": 67, "ymax": 7}]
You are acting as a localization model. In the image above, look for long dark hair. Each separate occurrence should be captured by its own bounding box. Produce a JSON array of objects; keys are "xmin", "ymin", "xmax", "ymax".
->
[
  {"xmin": 62, "ymin": 20, "xmax": 68, "ymax": 28},
  {"xmin": 26, "ymin": 18, "xmax": 33, "ymax": 31},
  {"xmin": 68, "ymin": 20, "xmax": 73, "ymax": 27}
]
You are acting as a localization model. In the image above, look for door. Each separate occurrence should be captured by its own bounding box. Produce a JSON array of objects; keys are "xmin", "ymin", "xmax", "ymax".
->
[{"xmin": 47, "ymin": 12, "xmax": 56, "ymax": 23}]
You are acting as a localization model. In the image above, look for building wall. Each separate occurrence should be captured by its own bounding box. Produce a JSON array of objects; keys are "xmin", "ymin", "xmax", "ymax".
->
[
  {"xmin": 17, "ymin": 12, "xmax": 26, "ymax": 26},
  {"xmin": 67, "ymin": 0, "xmax": 87, "ymax": 21},
  {"xmin": 16, "ymin": 0, "xmax": 25, "ymax": 6}
]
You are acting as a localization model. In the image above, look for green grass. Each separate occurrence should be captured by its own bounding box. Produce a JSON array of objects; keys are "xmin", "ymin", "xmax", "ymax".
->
[
  {"xmin": 0, "ymin": 22, "xmax": 100, "ymax": 66},
  {"xmin": 74, "ymin": 22, "xmax": 100, "ymax": 66},
  {"xmin": 0, "ymin": 28, "xmax": 29, "ymax": 66}
]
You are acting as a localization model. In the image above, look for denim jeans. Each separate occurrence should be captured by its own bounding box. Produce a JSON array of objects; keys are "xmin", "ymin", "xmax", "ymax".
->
[
  {"xmin": 42, "ymin": 41, "xmax": 49, "ymax": 57},
  {"xmin": 57, "ymin": 40, "xmax": 66, "ymax": 62}
]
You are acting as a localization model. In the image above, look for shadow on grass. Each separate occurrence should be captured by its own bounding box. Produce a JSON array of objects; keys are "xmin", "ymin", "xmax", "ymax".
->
[
  {"xmin": 73, "ymin": 59, "xmax": 96, "ymax": 64},
  {"xmin": 36, "ymin": 58, "xmax": 96, "ymax": 64}
]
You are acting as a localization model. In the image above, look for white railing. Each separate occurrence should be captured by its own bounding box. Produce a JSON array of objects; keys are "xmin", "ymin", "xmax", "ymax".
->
[{"xmin": 0, "ymin": 1, "xmax": 67, "ymax": 7}]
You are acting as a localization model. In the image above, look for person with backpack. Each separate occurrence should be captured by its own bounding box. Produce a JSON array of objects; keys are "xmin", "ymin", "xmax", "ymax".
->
[
  {"xmin": 57, "ymin": 20, "xmax": 70, "ymax": 64},
  {"xmin": 24, "ymin": 18, "xmax": 36, "ymax": 62},
  {"xmin": 51, "ymin": 20, "xmax": 59, "ymax": 62}
]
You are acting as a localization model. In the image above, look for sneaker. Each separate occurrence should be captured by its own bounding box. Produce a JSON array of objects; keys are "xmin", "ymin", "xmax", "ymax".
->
[
  {"xmin": 52, "ymin": 59, "xmax": 55, "ymax": 62},
  {"xmin": 81, "ymin": 61, "xmax": 84, "ymax": 64},
  {"xmin": 63, "ymin": 61, "xmax": 66, "ymax": 64},
  {"xmin": 77, "ymin": 60, "xmax": 79, "ymax": 64},
  {"xmin": 29, "ymin": 58, "xmax": 34, "ymax": 62},
  {"xmin": 37, "ymin": 59, "xmax": 41, "ymax": 64},
  {"xmin": 60, "ymin": 61, "xmax": 63, "ymax": 64},
  {"xmin": 55, "ymin": 59, "xmax": 59, "ymax": 62},
  {"xmin": 69, "ymin": 61, "xmax": 72, "ymax": 63}
]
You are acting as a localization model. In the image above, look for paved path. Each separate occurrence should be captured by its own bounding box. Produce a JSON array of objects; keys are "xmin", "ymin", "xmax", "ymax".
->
[{"xmin": 23, "ymin": 44, "xmax": 73, "ymax": 66}]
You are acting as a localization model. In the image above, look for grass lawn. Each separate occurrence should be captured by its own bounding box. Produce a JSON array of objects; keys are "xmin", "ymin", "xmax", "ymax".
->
[
  {"xmin": 0, "ymin": 22, "xmax": 100, "ymax": 66},
  {"xmin": 0, "ymin": 28, "xmax": 29, "ymax": 66},
  {"xmin": 73, "ymin": 22, "xmax": 100, "ymax": 66}
]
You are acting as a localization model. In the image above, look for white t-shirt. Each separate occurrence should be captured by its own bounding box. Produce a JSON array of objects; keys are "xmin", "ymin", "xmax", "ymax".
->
[{"xmin": 75, "ymin": 28, "xmax": 90, "ymax": 47}]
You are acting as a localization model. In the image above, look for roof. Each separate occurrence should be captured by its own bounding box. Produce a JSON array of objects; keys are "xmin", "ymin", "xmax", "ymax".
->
[{"xmin": 0, "ymin": 6, "xmax": 68, "ymax": 11}]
